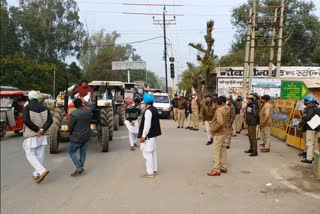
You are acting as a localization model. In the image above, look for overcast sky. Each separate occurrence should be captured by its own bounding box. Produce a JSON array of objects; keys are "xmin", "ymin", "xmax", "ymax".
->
[{"xmin": 7, "ymin": 0, "xmax": 320, "ymax": 80}]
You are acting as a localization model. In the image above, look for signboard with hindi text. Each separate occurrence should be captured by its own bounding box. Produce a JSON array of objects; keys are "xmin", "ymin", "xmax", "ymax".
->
[{"xmin": 281, "ymin": 81, "xmax": 309, "ymax": 100}]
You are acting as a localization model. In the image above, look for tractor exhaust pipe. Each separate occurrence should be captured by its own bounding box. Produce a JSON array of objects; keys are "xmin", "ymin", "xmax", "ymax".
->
[{"xmin": 64, "ymin": 77, "xmax": 69, "ymax": 113}]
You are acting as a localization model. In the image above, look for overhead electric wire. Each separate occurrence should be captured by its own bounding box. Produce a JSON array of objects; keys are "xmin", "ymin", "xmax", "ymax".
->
[{"xmin": 87, "ymin": 36, "xmax": 163, "ymax": 47}]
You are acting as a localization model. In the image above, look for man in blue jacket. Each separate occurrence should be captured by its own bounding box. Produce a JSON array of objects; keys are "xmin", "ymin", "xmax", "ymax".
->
[{"xmin": 299, "ymin": 97, "xmax": 320, "ymax": 164}]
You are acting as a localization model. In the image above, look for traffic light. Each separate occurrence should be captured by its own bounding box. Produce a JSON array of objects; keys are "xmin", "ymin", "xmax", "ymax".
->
[{"xmin": 170, "ymin": 63, "xmax": 174, "ymax": 78}]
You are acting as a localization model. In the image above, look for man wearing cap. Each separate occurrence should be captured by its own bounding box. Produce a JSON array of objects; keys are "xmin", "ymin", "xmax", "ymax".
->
[
  {"xmin": 191, "ymin": 94, "xmax": 200, "ymax": 131},
  {"xmin": 260, "ymin": 95, "xmax": 273, "ymax": 152},
  {"xmin": 208, "ymin": 97, "xmax": 229, "ymax": 176},
  {"xmin": 171, "ymin": 94, "xmax": 179, "ymax": 121},
  {"xmin": 202, "ymin": 95, "xmax": 215, "ymax": 145},
  {"xmin": 298, "ymin": 96, "xmax": 311, "ymax": 158},
  {"xmin": 245, "ymin": 95, "xmax": 260, "ymax": 156},
  {"xmin": 138, "ymin": 94, "xmax": 162, "ymax": 178},
  {"xmin": 177, "ymin": 94, "xmax": 186, "ymax": 128},
  {"xmin": 226, "ymin": 96, "xmax": 235, "ymax": 149},
  {"xmin": 299, "ymin": 97, "xmax": 320, "ymax": 164},
  {"xmin": 23, "ymin": 91, "xmax": 53, "ymax": 183}
]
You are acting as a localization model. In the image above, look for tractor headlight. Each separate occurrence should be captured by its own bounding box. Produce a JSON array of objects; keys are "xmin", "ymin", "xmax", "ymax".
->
[
  {"xmin": 97, "ymin": 99, "xmax": 112, "ymax": 107},
  {"xmin": 90, "ymin": 124, "xmax": 97, "ymax": 130},
  {"xmin": 61, "ymin": 125, "xmax": 68, "ymax": 131}
]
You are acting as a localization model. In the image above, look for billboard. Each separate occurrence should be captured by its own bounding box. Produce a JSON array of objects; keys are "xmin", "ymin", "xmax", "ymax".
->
[
  {"xmin": 112, "ymin": 61, "xmax": 146, "ymax": 70},
  {"xmin": 251, "ymin": 78, "xmax": 281, "ymax": 99}
]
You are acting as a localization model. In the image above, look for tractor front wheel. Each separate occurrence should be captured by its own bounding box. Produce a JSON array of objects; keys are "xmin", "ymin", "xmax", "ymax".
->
[
  {"xmin": 118, "ymin": 105, "xmax": 125, "ymax": 126},
  {"xmin": 100, "ymin": 126, "xmax": 109, "ymax": 152},
  {"xmin": 114, "ymin": 115, "xmax": 119, "ymax": 131},
  {"xmin": 49, "ymin": 125, "xmax": 59, "ymax": 154}
]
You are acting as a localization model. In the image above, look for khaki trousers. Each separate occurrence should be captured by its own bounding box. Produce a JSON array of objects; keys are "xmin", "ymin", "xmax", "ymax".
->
[
  {"xmin": 205, "ymin": 121, "xmax": 213, "ymax": 141},
  {"xmin": 256, "ymin": 125, "xmax": 261, "ymax": 139},
  {"xmin": 173, "ymin": 108, "xmax": 178, "ymax": 121},
  {"xmin": 261, "ymin": 126, "xmax": 271, "ymax": 149},
  {"xmin": 177, "ymin": 109, "xmax": 185, "ymax": 127},
  {"xmin": 248, "ymin": 126, "xmax": 257, "ymax": 151},
  {"xmin": 302, "ymin": 132, "xmax": 306, "ymax": 152},
  {"xmin": 306, "ymin": 130, "xmax": 319, "ymax": 161},
  {"xmin": 233, "ymin": 114, "xmax": 242, "ymax": 132},
  {"xmin": 187, "ymin": 113, "xmax": 193, "ymax": 127},
  {"xmin": 225, "ymin": 125, "xmax": 232, "ymax": 147},
  {"xmin": 212, "ymin": 135, "xmax": 227, "ymax": 172},
  {"xmin": 192, "ymin": 111, "xmax": 199, "ymax": 129}
]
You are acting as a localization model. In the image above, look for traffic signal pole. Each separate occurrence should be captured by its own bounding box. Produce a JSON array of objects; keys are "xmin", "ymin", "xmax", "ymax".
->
[{"xmin": 171, "ymin": 44, "xmax": 175, "ymax": 96}]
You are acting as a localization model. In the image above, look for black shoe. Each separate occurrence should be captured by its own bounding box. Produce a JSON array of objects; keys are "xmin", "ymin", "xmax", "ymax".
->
[
  {"xmin": 301, "ymin": 159, "xmax": 312, "ymax": 164},
  {"xmin": 249, "ymin": 151, "xmax": 258, "ymax": 156},
  {"xmin": 244, "ymin": 149, "xmax": 253, "ymax": 153},
  {"xmin": 298, "ymin": 151, "xmax": 307, "ymax": 157},
  {"xmin": 226, "ymin": 146, "xmax": 230, "ymax": 149},
  {"xmin": 210, "ymin": 138, "xmax": 213, "ymax": 143},
  {"xmin": 71, "ymin": 169, "xmax": 84, "ymax": 177},
  {"xmin": 177, "ymin": 126, "xmax": 180, "ymax": 129},
  {"xmin": 194, "ymin": 129, "xmax": 199, "ymax": 131},
  {"xmin": 236, "ymin": 131, "xmax": 241, "ymax": 134},
  {"xmin": 206, "ymin": 141, "xmax": 213, "ymax": 145}
]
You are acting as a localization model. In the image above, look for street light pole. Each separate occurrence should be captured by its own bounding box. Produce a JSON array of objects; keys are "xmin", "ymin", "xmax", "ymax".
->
[{"xmin": 163, "ymin": 6, "xmax": 168, "ymax": 93}]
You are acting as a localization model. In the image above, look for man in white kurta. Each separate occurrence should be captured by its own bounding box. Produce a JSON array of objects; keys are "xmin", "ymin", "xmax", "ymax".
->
[
  {"xmin": 124, "ymin": 99, "xmax": 141, "ymax": 151},
  {"xmin": 138, "ymin": 94, "xmax": 162, "ymax": 178},
  {"xmin": 23, "ymin": 91, "xmax": 53, "ymax": 183}
]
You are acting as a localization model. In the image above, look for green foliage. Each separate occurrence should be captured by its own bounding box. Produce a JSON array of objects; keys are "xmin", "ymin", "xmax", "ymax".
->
[
  {"xmin": 222, "ymin": 0, "xmax": 320, "ymax": 66},
  {"xmin": 177, "ymin": 69, "xmax": 193, "ymax": 93},
  {"xmin": 80, "ymin": 31, "xmax": 163, "ymax": 88},
  {"xmin": 10, "ymin": 0, "xmax": 85, "ymax": 61}
]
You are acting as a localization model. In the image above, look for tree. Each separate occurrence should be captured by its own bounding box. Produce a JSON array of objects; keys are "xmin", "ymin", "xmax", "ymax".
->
[
  {"xmin": 177, "ymin": 69, "xmax": 193, "ymax": 95},
  {"xmin": 10, "ymin": 0, "xmax": 85, "ymax": 61},
  {"xmin": 80, "ymin": 30, "xmax": 163, "ymax": 88},
  {"xmin": 188, "ymin": 20, "xmax": 217, "ymax": 98},
  {"xmin": 222, "ymin": 0, "xmax": 320, "ymax": 66}
]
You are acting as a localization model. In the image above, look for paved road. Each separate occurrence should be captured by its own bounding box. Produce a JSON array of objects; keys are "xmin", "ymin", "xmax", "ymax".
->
[{"xmin": 1, "ymin": 120, "xmax": 320, "ymax": 214}]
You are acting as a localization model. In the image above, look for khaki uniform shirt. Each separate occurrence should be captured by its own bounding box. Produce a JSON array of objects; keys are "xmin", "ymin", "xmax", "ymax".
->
[
  {"xmin": 260, "ymin": 102, "xmax": 273, "ymax": 127},
  {"xmin": 210, "ymin": 105, "xmax": 229, "ymax": 136}
]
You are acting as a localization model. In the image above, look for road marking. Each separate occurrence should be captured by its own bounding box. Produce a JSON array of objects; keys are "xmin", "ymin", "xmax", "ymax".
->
[
  {"xmin": 270, "ymin": 168, "xmax": 320, "ymax": 200},
  {"xmin": 113, "ymin": 136, "xmax": 129, "ymax": 140}
]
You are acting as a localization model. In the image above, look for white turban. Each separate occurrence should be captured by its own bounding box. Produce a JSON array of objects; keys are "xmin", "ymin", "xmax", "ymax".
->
[{"xmin": 28, "ymin": 90, "xmax": 40, "ymax": 100}]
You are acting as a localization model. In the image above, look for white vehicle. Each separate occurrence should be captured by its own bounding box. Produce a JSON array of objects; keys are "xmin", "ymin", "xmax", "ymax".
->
[{"xmin": 153, "ymin": 92, "xmax": 171, "ymax": 119}]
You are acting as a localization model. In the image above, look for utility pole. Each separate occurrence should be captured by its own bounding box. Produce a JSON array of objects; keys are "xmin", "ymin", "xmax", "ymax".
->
[
  {"xmin": 53, "ymin": 67, "xmax": 56, "ymax": 98},
  {"xmin": 243, "ymin": 8, "xmax": 253, "ymax": 96},
  {"xmin": 268, "ymin": 8, "xmax": 278, "ymax": 78},
  {"xmin": 276, "ymin": 0, "xmax": 285, "ymax": 78},
  {"xmin": 170, "ymin": 44, "xmax": 175, "ymax": 96},
  {"xmin": 248, "ymin": 0, "xmax": 256, "ymax": 94},
  {"xmin": 163, "ymin": 6, "xmax": 168, "ymax": 93},
  {"xmin": 122, "ymin": 3, "xmax": 183, "ymax": 93}
]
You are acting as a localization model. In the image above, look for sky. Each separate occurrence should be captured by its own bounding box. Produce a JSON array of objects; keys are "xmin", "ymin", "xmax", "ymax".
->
[{"xmin": 7, "ymin": 0, "xmax": 320, "ymax": 82}]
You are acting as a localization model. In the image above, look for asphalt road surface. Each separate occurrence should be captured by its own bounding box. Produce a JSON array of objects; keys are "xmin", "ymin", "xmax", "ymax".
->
[{"xmin": 1, "ymin": 120, "xmax": 320, "ymax": 214}]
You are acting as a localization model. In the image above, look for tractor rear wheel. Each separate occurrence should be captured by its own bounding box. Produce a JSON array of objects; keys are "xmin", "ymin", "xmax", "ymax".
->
[
  {"xmin": 49, "ymin": 124, "xmax": 59, "ymax": 154},
  {"xmin": 100, "ymin": 107, "xmax": 113, "ymax": 141},
  {"xmin": 117, "ymin": 105, "xmax": 125, "ymax": 126},
  {"xmin": 114, "ymin": 115, "xmax": 119, "ymax": 131},
  {"xmin": 100, "ymin": 126, "xmax": 109, "ymax": 152}
]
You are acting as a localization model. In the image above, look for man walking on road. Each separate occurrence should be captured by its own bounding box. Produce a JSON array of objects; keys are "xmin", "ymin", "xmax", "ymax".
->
[
  {"xmin": 245, "ymin": 95, "xmax": 260, "ymax": 156},
  {"xmin": 171, "ymin": 94, "xmax": 179, "ymax": 121},
  {"xmin": 177, "ymin": 94, "xmax": 186, "ymax": 128},
  {"xmin": 202, "ymin": 96, "xmax": 215, "ymax": 145},
  {"xmin": 260, "ymin": 95, "xmax": 273, "ymax": 153},
  {"xmin": 226, "ymin": 96, "xmax": 235, "ymax": 149},
  {"xmin": 208, "ymin": 97, "xmax": 229, "ymax": 176},
  {"xmin": 191, "ymin": 94, "xmax": 200, "ymax": 131},
  {"xmin": 68, "ymin": 99, "xmax": 92, "ymax": 176},
  {"xmin": 23, "ymin": 91, "xmax": 53, "ymax": 183},
  {"xmin": 138, "ymin": 94, "xmax": 162, "ymax": 178},
  {"xmin": 125, "ymin": 98, "xmax": 142, "ymax": 151},
  {"xmin": 299, "ymin": 97, "xmax": 320, "ymax": 164}
]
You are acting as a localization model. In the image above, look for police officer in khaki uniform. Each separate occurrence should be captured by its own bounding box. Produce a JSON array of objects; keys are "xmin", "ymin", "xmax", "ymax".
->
[
  {"xmin": 244, "ymin": 95, "xmax": 260, "ymax": 156},
  {"xmin": 177, "ymin": 94, "xmax": 186, "ymax": 128},
  {"xmin": 225, "ymin": 96, "xmax": 235, "ymax": 149},
  {"xmin": 208, "ymin": 96, "xmax": 229, "ymax": 176},
  {"xmin": 260, "ymin": 95, "xmax": 273, "ymax": 152},
  {"xmin": 191, "ymin": 94, "xmax": 200, "ymax": 131},
  {"xmin": 201, "ymin": 95, "xmax": 215, "ymax": 145}
]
